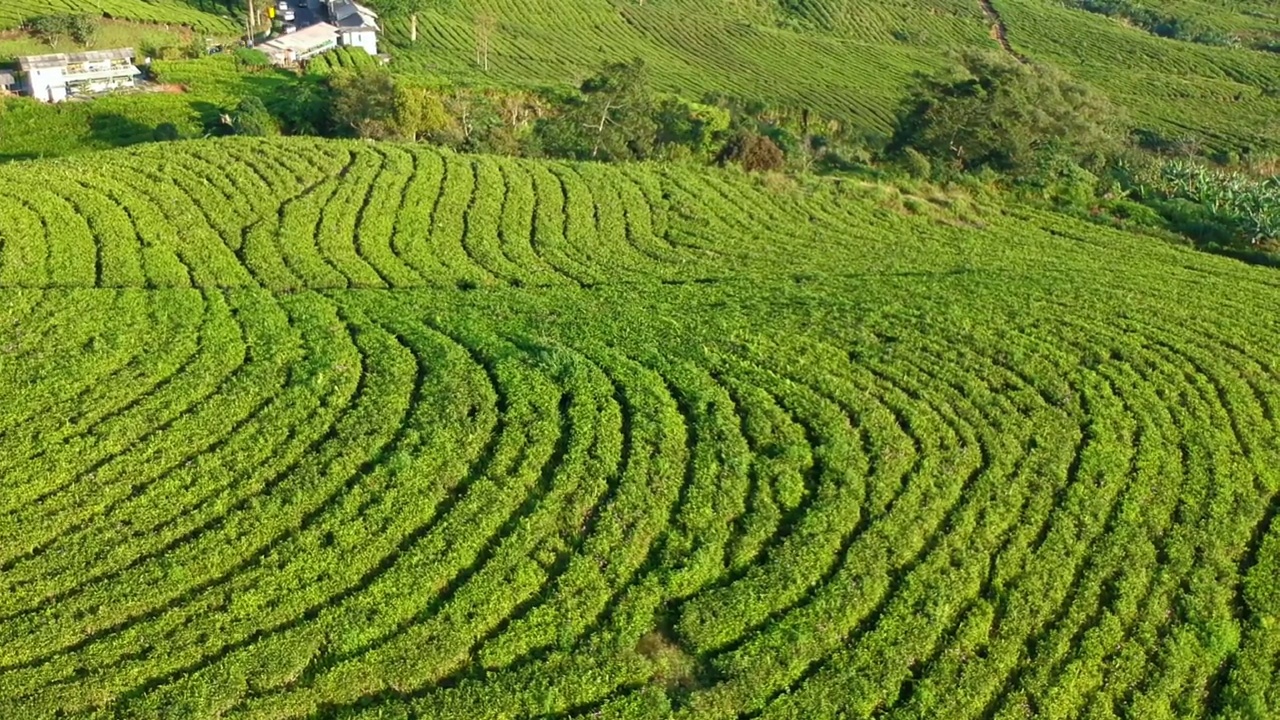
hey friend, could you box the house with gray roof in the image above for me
[15,49,140,103]
[324,0,379,56]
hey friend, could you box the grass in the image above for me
[0,0,236,34]
[0,55,311,161]
[0,19,200,64]
[0,136,1277,718]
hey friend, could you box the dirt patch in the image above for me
[636,630,701,692]
[977,0,1028,63]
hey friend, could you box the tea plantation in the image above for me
[0,137,1278,718]
[381,0,1280,154]
[4,0,1279,159]
[0,0,235,33]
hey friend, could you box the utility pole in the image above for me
[411,13,418,42]
[246,0,256,45]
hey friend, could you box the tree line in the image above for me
[24,13,100,50]
[214,55,792,174]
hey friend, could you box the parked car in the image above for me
[276,1,289,11]
[283,23,297,33]
[284,9,295,21]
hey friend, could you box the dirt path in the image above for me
[977,0,1028,63]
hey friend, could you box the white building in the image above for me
[15,49,140,103]
[259,1,379,66]
[259,22,341,65]
[325,0,379,56]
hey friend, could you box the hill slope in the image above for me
[0,0,235,33]
[380,0,1280,152]
[0,138,1279,719]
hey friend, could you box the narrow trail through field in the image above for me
[978,0,1028,63]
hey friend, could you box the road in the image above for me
[278,0,322,31]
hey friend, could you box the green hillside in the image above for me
[379,0,1280,153]
[0,137,1278,718]
[0,0,1277,162]
[0,0,235,33]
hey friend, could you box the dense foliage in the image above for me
[25,13,99,49]
[326,62,755,167]
[1132,160,1280,248]
[1064,0,1237,46]
[890,51,1116,175]
[230,95,279,136]
[0,137,1278,719]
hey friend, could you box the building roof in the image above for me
[17,48,135,70]
[330,0,379,31]
[259,22,341,57]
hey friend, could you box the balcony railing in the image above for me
[63,65,141,81]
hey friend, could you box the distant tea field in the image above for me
[0,0,236,33]
[0,138,1277,718]
[381,0,1280,154]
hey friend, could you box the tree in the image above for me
[67,14,99,46]
[474,11,496,72]
[278,75,332,135]
[539,59,656,161]
[654,97,730,160]
[395,84,456,142]
[230,96,279,136]
[28,15,72,49]
[442,90,504,152]
[329,67,399,139]
[889,51,1119,176]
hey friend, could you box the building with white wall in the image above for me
[259,22,341,65]
[325,0,379,55]
[15,49,140,103]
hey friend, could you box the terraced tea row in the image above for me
[1,272,1279,717]
[1,138,1279,717]
[994,0,1280,151]
[0,137,975,290]
[382,0,981,133]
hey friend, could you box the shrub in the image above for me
[231,96,279,136]
[66,14,99,47]
[902,147,932,179]
[718,131,785,172]
[152,123,181,142]
[1100,198,1166,229]
[233,47,271,71]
